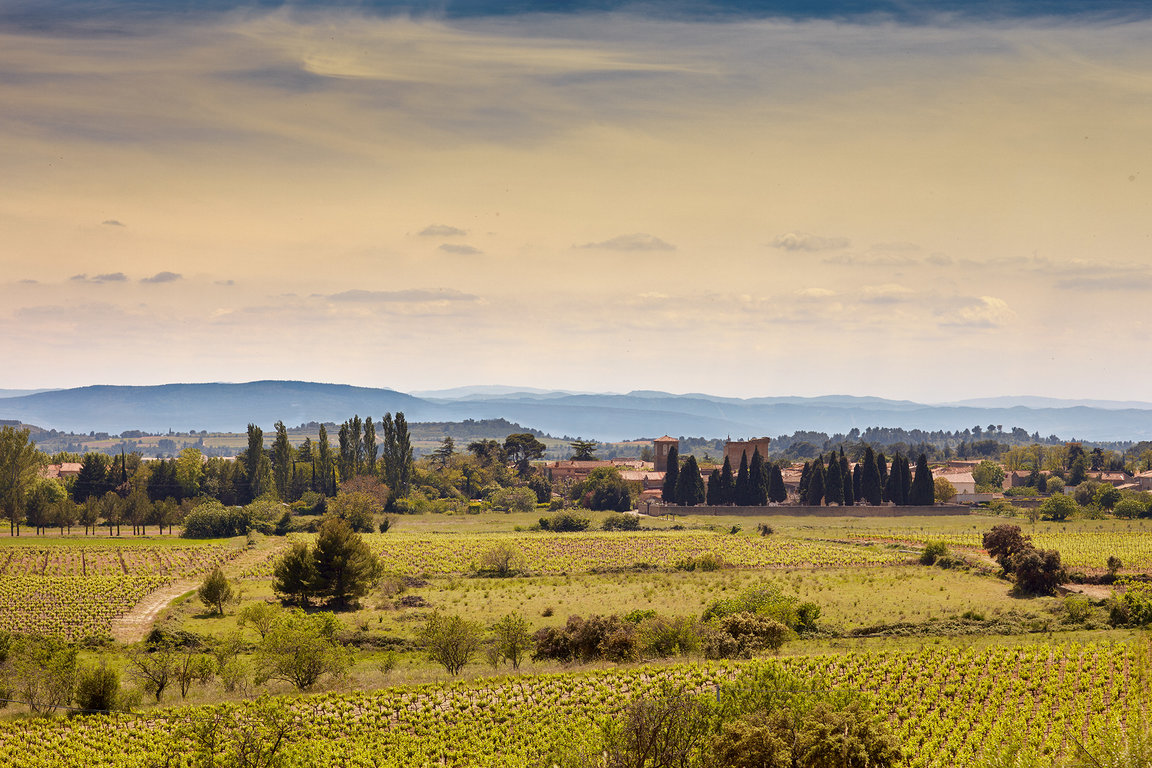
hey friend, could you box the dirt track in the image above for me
[110,580,197,642]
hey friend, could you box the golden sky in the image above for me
[2,8,1151,400]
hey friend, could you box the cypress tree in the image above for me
[852,463,863,504]
[719,456,735,505]
[840,450,854,506]
[885,453,905,506]
[662,445,679,504]
[735,451,750,506]
[901,457,913,505]
[877,452,889,501]
[806,457,825,506]
[824,451,843,506]
[677,455,705,507]
[749,449,768,506]
[768,463,787,503]
[861,447,882,506]
[706,470,722,505]
[798,461,811,502]
[909,453,934,505]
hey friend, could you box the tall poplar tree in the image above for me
[362,417,378,475]
[380,412,413,505]
[244,424,271,501]
[350,415,364,475]
[317,424,334,496]
[337,423,353,482]
[272,421,293,500]
[661,445,679,503]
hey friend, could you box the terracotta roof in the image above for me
[654,436,678,442]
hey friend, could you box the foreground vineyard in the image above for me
[0,542,238,639]
[0,640,1136,767]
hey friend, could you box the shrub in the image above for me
[705,612,791,658]
[934,477,957,503]
[636,615,702,659]
[72,661,121,715]
[1045,476,1065,494]
[532,614,638,664]
[919,540,949,566]
[1114,498,1146,520]
[983,524,1032,570]
[197,568,234,616]
[603,513,641,531]
[1004,486,1038,498]
[420,612,483,675]
[181,501,248,539]
[702,585,817,633]
[539,511,591,532]
[1108,579,1152,627]
[1011,548,1065,595]
[1039,494,1078,522]
[756,523,774,536]
[678,553,725,572]
[489,486,537,514]
[476,541,526,577]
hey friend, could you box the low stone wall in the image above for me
[648,504,971,518]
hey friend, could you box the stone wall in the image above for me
[648,504,971,518]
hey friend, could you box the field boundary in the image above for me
[651,504,971,517]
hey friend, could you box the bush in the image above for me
[1004,486,1038,498]
[291,491,326,515]
[420,612,484,675]
[72,661,121,715]
[532,614,638,663]
[1046,476,1065,494]
[919,540,949,565]
[197,568,234,616]
[1011,548,1065,595]
[983,524,1033,570]
[602,513,641,531]
[1114,498,1146,519]
[327,491,383,533]
[539,511,591,532]
[571,467,637,512]
[181,501,248,539]
[702,585,818,633]
[476,541,526,577]
[678,553,725,572]
[636,616,702,659]
[705,612,791,658]
[1108,580,1152,627]
[1039,494,1078,522]
[489,486,537,514]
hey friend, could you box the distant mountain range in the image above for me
[3,381,1152,442]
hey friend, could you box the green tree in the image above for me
[934,476,957,504]
[431,436,455,469]
[734,451,750,506]
[271,541,318,607]
[909,453,935,506]
[749,449,768,506]
[884,453,905,506]
[363,416,378,476]
[676,455,705,507]
[72,661,121,715]
[768,464,787,504]
[420,612,483,676]
[0,426,42,536]
[503,432,545,478]
[805,458,825,506]
[876,452,889,493]
[570,439,598,460]
[175,448,205,499]
[311,516,382,607]
[973,459,1005,492]
[573,466,636,512]
[128,640,176,703]
[198,567,234,616]
[254,610,349,691]
[720,456,735,505]
[243,424,272,502]
[824,452,844,506]
[1040,493,1078,522]
[316,424,334,496]
[5,636,77,715]
[662,445,680,504]
[491,612,532,670]
[381,413,414,500]
[840,450,854,506]
[72,452,110,504]
[271,421,293,500]
[327,490,383,533]
[706,470,722,505]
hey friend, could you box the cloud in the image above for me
[215,279,235,286]
[926,253,953,266]
[101,219,124,227]
[578,233,675,251]
[795,287,837,299]
[327,289,479,303]
[70,272,128,283]
[771,233,850,252]
[419,224,467,237]
[438,243,483,256]
[140,271,182,284]
[859,283,913,304]
[938,296,1015,328]
[1055,275,1152,291]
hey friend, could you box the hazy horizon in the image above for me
[4,1,1150,402]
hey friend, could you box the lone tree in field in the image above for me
[197,567,234,616]
[491,612,533,670]
[420,612,483,676]
[312,516,382,607]
[272,541,319,607]
[983,524,1033,572]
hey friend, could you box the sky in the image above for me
[2,1,1151,402]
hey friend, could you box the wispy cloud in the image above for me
[438,244,483,255]
[938,296,1014,328]
[859,283,913,304]
[578,233,675,251]
[70,272,128,283]
[327,289,478,303]
[101,219,124,227]
[771,233,850,252]
[140,271,182,284]
[420,224,467,237]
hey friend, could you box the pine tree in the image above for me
[909,453,934,505]
[806,457,825,506]
[768,463,787,503]
[824,451,843,506]
[719,456,735,505]
[706,470,721,505]
[861,447,882,506]
[840,450,854,506]
[735,451,750,506]
[676,455,705,507]
[749,449,768,506]
[662,445,679,504]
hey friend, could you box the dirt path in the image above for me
[110,580,198,642]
